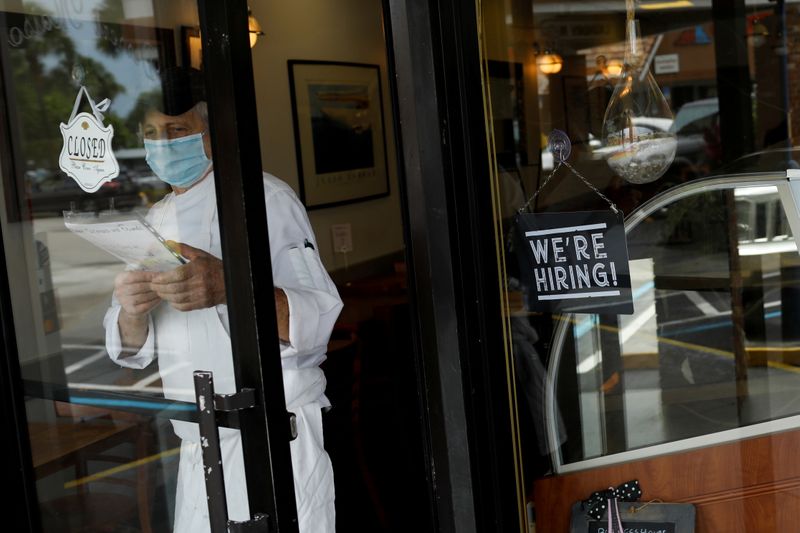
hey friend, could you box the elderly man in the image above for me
[103,68,342,533]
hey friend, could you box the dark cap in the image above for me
[159,66,206,116]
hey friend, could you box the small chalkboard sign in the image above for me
[588,521,673,533]
[569,502,695,533]
[515,210,633,315]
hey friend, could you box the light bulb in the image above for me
[537,53,563,75]
[248,10,264,48]
[601,20,676,184]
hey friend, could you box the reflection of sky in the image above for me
[65,23,161,116]
[21,0,162,117]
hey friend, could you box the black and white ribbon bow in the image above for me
[582,479,642,521]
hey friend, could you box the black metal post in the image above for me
[196,0,299,531]
[0,15,40,530]
[194,371,230,533]
[387,0,525,531]
[712,0,755,163]
[599,315,627,454]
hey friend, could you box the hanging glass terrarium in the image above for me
[602,12,677,184]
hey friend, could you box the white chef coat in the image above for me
[103,171,343,533]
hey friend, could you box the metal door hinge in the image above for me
[214,388,256,411]
[195,373,275,533]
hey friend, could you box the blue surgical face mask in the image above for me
[144,132,210,188]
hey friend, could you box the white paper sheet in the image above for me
[64,216,184,271]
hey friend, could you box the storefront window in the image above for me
[479,0,800,530]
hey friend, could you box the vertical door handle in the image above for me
[194,371,272,532]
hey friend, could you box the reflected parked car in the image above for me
[588,117,674,159]
[27,148,170,216]
[669,97,719,167]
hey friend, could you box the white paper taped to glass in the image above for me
[63,211,186,271]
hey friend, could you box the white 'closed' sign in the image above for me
[58,86,120,193]
[59,112,119,192]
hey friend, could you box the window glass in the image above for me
[554,183,800,463]
[478,1,800,530]
[249,2,433,531]
[0,2,239,530]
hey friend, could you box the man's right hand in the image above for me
[115,270,160,355]
[114,270,161,317]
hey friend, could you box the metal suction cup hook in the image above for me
[518,129,620,215]
[71,64,85,87]
[548,129,572,162]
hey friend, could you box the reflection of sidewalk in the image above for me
[34,215,126,343]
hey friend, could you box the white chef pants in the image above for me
[172,403,335,533]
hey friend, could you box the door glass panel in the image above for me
[247,2,434,531]
[0,1,250,530]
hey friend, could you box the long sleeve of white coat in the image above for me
[265,185,343,366]
[103,300,156,369]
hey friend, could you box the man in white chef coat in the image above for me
[103,67,342,533]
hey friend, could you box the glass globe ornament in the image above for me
[601,20,677,184]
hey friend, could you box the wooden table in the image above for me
[28,419,140,479]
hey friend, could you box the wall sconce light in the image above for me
[533,42,563,75]
[248,9,264,48]
[536,52,564,75]
[606,59,624,77]
[596,55,623,78]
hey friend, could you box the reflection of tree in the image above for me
[9,6,137,172]
[125,89,162,136]
[93,0,125,58]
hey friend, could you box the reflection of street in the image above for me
[620,285,800,451]
[35,213,163,393]
[37,215,123,341]
[570,252,800,460]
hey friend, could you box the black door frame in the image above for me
[198,0,299,530]
[387,1,524,532]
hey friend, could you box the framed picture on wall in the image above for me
[288,60,390,209]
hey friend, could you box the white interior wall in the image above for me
[250,0,404,272]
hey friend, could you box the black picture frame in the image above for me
[288,60,390,210]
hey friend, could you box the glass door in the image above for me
[0,1,315,531]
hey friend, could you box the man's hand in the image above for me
[114,270,160,354]
[151,242,226,311]
[115,270,160,317]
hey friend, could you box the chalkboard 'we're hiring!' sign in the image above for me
[515,210,634,315]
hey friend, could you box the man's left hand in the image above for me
[151,242,226,311]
